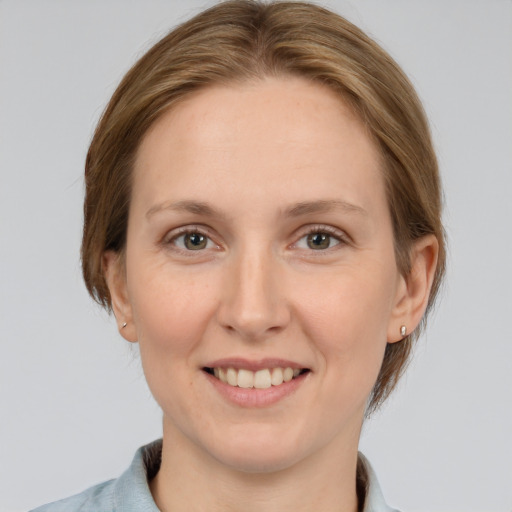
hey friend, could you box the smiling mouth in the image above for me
[203,367,310,389]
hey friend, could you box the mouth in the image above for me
[203,366,310,389]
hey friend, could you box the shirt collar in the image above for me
[113,439,161,511]
[114,440,397,512]
[359,452,399,512]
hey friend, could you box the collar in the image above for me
[114,440,398,512]
[358,452,399,512]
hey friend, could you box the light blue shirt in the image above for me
[31,440,399,511]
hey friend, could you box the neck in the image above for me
[150,421,361,512]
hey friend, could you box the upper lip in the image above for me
[203,357,308,372]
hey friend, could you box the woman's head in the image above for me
[81,0,445,414]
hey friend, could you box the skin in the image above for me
[104,77,438,512]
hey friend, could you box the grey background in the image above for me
[1,1,511,511]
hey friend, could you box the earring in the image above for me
[400,325,407,337]
[121,322,127,329]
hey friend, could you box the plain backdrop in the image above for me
[1,1,511,511]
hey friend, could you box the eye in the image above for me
[306,232,338,250]
[295,227,343,251]
[171,231,216,251]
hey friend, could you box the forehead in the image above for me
[132,76,385,220]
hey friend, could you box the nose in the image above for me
[216,244,291,341]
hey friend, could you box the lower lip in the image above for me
[203,370,309,408]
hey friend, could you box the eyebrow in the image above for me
[145,199,367,220]
[146,200,225,220]
[284,199,368,218]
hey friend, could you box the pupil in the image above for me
[185,233,206,250]
[307,233,330,250]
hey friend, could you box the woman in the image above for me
[33,1,445,510]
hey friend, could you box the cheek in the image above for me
[127,258,219,356]
[295,265,396,375]
[125,260,223,416]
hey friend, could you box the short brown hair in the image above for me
[81,0,446,412]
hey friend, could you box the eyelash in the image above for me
[293,225,348,252]
[163,225,218,253]
[163,224,348,254]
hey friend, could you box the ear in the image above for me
[387,234,439,343]
[102,250,138,343]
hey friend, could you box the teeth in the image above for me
[271,367,284,386]
[237,369,254,388]
[254,369,271,389]
[283,367,294,382]
[211,366,304,389]
[226,367,238,386]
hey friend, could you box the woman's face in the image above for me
[108,77,410,472]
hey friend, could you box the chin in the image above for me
[219,448,302,474]
[207,427,309,474]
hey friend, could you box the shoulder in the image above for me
[29,479,116,512]
[359,452,401,512]
[30,439,162,512]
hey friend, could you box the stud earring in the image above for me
[400,325,407,337]
[121,322,127,329]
